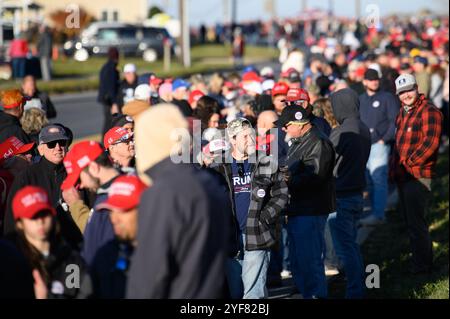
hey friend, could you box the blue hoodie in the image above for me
[81,177,118,266]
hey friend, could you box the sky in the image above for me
[149,0,449,26]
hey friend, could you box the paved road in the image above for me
[51,91,102,140]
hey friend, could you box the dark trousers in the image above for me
[102,103,113,136]
[398,178,433,271]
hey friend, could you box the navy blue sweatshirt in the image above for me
[359,90,400,144]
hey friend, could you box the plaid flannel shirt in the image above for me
[214,154,289,251]
[392,94,443,182]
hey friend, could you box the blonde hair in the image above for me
[20,108,48,135]
[313,98,338,128]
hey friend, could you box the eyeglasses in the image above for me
[113,137,133,146]
[287,100,307,107]
[47,140,68,149]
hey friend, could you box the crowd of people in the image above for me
[0,12,448,299]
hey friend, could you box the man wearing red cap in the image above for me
[60,141,120,266]
[89,175,147,298]
[272,82,290,116]
[103,126,135,173]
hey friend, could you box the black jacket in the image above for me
[0,111,31,144]
[126,158,230,299]
[89,239,133,299]
[172,99,193,117]
[116,79,138,110]
[329,88,371,197]
[22,89,57,119]
[3,157,82,248]
[97,60,119,105]
[286,126,336,216]
[6,233,90,299]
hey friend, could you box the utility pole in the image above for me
[0,0,3,47]
[301,0,307,12]
[355,0,361,19]
[223,0,229,24]
[231,0,237,32]
[179,0,191,67]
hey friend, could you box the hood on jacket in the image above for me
[330,88,360,125]
[122,100,150,120]
[135,103,188,185]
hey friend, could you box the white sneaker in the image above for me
[280,270,292,279]
[325,265,340,276]
[359,215,385,226]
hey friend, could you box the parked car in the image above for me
[63,22,176,62]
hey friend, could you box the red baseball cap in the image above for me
[103,126,133,149]
[280,67,297,78]
[224,81,237,89]
[2,97,28,109]
[12,186,56,220]
[188,90,205,105]
[286,88,310,103]
[61,141,104,191]
[0,136,34,164]
[149,75,163,86]
[96,175,148,212]
[272,82,290,97]
[242,71,262,83]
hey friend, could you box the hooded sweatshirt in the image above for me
[329,89,371,197]
[126,103,230,299]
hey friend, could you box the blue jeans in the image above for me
[226,234,271,299]
[11,58,26,79]
[268,217,290,277]
[287,215,328,299]
[328,194,365,298]
[366,143,390,219]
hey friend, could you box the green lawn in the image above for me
[0,44,278,94]
[329,150,449,299]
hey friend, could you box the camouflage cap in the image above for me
[226,117,252,138]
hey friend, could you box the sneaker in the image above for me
[325,265,339,276]
[280,270,292,279]
[359,215,385,226]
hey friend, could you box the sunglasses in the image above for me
[113,137,133,146]
[47,140,68,149]
[287,100,307,107]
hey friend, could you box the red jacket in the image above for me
[392,94,443,182]
[9,39,29,58]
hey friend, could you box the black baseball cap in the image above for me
[38,124,70,145]
[274,105,311,128]
[111,113,134,128]
[364,69,380,80]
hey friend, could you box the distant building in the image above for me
[36,0,149,24]
[0,0,149,33]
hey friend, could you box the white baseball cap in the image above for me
[243,81,263,95]
[262,79,275,92]
[123,63,137,73]
[395,74,417,95]
[134,84,151,101]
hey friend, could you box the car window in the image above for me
[98,29,119,41]
[143,28,165,41]
[119,28,137,39]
